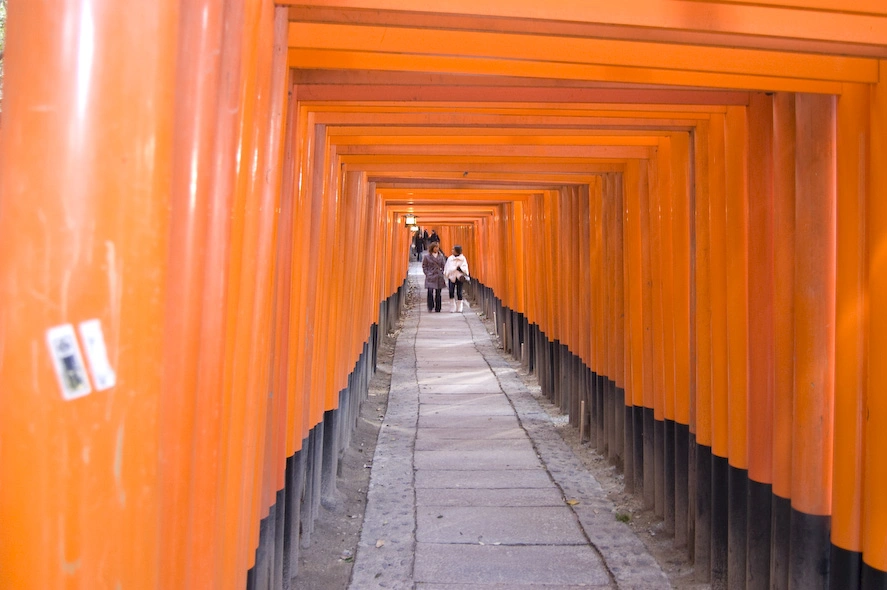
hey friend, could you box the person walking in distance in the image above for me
[422,241,446,312]
[414,229,425,260]
[444,245,470,313]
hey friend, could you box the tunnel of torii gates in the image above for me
[1,1,887,589]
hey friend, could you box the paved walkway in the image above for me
[350,264,670,589]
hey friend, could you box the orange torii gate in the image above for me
[2,2,887,589]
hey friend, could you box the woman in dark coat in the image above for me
[422,241,447,312]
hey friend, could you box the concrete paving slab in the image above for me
[414,449,542,470]
[417,584,609,589]
[416,506,587,544]
[416,365,491,374]
[416,487,566,508]
[419,402,514,417]
[415,329,476,335]
[415,426,526,442]
[418,392,504,403]
[416,359,491,368]
[414,437,534,452]
[416,369,497,378]
[419,392,515,404]
[418,414,518,429]
[414,345,473,352]
[413,340,473,351]
[417,380,500,391]
[415,468,551,489]
[414,347,474,353]
[417,374,501,388]
[413,544,612,586]
[415,361,487,368]
[419,383,503,394]
[416,314,467,320]
[418,382,502,394]
[418,392,505,405]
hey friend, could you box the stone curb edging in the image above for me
[349,297,420,590]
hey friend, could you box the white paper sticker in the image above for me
[78,319,116,391]
[46,324,92,400]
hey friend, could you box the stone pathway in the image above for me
[350,265,670,589]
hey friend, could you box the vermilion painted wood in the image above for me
[160,0,225,585]
[614,176,626,393]
[639,159,658,511]
[576,188,591,365]
[789,92,837,590]
[277,84,302,483]
[0,1,178,587]
[280,83,302,459]
[832,82,869,560]
[604,176,615,404]
[556,189,569,363]
[287,48,848,94]
[289,110,318,448]
[724,105,750,472]
[592,182,603,380]
[215,0,278,577]
[648,150,667,428]
[746,93,776,487]
[267,8,295,499]
[296,83,752,105]
[669,133,692,428]
[658,137,678,425]
[724,103,751,588]
[331,133,665,146]
[625,160,648,411]
[282,1,887,55]
[301,124,330,427]
[863,59,887,574]
[241,0,280,559]
[693,119,713,449]
[638,161,656,418]
[708,113,730,461]
[791,94,837,517]
[305,101,731,115]
[310,108,721,127]
[771,92,797,505]
[186,0,252,580]
[316,143,341,410]
[286,21,878,84]
[290,67,752,93]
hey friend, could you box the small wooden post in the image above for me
[579,400,587,443]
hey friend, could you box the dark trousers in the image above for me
[448,280,463,300]
[427,288,442,312]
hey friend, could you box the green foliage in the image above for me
[615,512,631,523]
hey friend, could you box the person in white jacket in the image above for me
[444,245,470,313]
